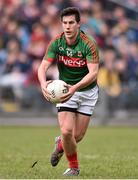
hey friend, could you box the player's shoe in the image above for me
[63,168,80,176]
[50,136,64,166]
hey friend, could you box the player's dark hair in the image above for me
[60,7,80,23]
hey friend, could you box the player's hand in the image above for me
[60,85,76,103]
[40,80,52,101]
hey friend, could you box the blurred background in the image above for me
[0,0,138,125]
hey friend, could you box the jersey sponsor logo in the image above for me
[58,55,86,67]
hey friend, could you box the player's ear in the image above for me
[77,22,81,28]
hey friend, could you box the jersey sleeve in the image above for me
[43,39,57,63]
[86,41,99,64]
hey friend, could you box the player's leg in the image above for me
[50,111,92,168]
[50,109,78,169]
[50,113,90,167]
[62,113,90,176]
[58,110,80,176]
[73,113,91,143]
[74,86,98,142]
[58,111,77,155]
[50,93,79,167]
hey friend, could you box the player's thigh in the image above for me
[73,113,91,141]
[58,111,77,134]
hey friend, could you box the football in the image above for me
[47,80,68,103]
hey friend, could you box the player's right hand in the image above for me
[40,80,52,101]
[60,84,76,103]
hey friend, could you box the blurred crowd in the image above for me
[0,0,138,113]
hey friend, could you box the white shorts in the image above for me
[56,85,99,116]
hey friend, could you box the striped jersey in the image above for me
[44,30,99,91]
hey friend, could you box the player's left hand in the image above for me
[60,85,76,103]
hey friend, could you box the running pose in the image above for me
[38,7,99,176]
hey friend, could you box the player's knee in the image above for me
[61,127,72,139]
[75,132,85,142]
[75,136,83,142]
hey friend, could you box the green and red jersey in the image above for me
[44,30,99,91]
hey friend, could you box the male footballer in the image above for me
[38,7,99,176]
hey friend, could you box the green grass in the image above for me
[0,126,138,179]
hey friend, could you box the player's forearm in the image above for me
[38,66,46,85]
[37,60,51,85]
[73,63,99,91]
[73,71,98,91]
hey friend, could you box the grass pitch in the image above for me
[0,126,138,179]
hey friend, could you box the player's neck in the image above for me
[65,30,79,46]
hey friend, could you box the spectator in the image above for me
[98,47,122,115]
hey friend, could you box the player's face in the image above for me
[62,15,80,39]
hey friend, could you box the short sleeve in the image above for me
[86,41,99,64]
[43,40,57,63]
